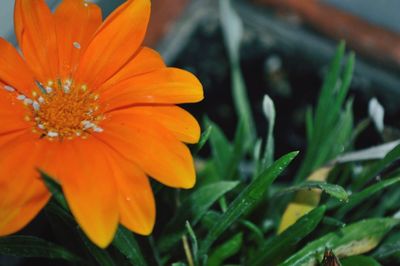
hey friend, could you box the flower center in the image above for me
[7,79,104,140]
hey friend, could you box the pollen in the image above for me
[11,80,105,140]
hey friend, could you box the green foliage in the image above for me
[113,227,147,266]
[249,206,326,266]
[280,181,348,202]
[281,218,399,266]
[341,255,382,266]
[208,233,243,266]
[296,42,355,182]
[0,236,80,262]
[219,0,256,143]
[198,151,299,257]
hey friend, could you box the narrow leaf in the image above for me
[354,144,400,189]
[159,181,239,252]
[280,218,399,266]
[208,233,243,266]
[219,0,256,141]
[195,125,213,154]
[341,255,382,266]
[199,151,299,256]
[113,226,147,266]
[80,234,116,266]
[335,176,400,218]
[40,172,68,209]
[250,206,326,266]
[280,181,348,202]
[0,236,80,262]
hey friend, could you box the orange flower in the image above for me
[0,0,203,247]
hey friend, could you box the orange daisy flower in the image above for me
[0,0,203,247]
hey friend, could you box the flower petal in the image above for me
[75,0,151,89]
[0,38,35,95]
[0,132,49,235]
[110,106,201,144]
[14,0,58,82]
[97,114,196,189]
[50,139,118,248]
[100,68,203,111]
[100,47,165,90]
[0,84,31,135]
[54,0,102,78]
[108,153,155,235]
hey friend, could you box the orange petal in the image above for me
[100,68,204,111]
[75,0,151,89]
[0,85,31,135]
[108,152,155,235]
[54,0,102,78]
[0,132,50,235]
[110,106,201,144]
[14,0,58,82]
[52,138,119,248]
[97,114,196,189]
[0,38,35,95]
[100,47,165,90]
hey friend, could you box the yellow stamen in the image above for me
[23,80,105,140]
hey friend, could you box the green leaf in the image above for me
[171,263,186,266]
[314,41,345,133]
[113,226,147,266]
[199,151,299,256]
[219,0,256,142]
[159,181,239,252]
[305,107,314,144]
[334,176,400,218]
[207,233,243,266]
[80,234,116,266]
[219,0,243,62]
[185,221,199,265]
[280,218,399,266]
[341,255,382,266]
[40,171,68,209]
[250,206,326,266]
[226,119,247,179]
[372,239,400,260]
[325,52,355,132]
[296,43,354,182]
[280,181,348,202]
[205,117,232,177]
[0,236,80,262]
[354,143,400,189]
[195,125,213,154]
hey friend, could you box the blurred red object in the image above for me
[254,0,400,68]
[144,0,188,47]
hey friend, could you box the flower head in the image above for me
[0,0,203,247]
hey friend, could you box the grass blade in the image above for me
[199,151,299,256]
[335,176,400,218]
[0,236,80,262]
[207,233,243,266]
[113,226,147,266]
[280,181,348,202]
[341,255,382,266]
[280,218,399,266]
[159,181,239,252]
[250,206,326,266]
